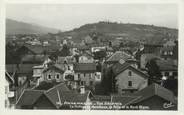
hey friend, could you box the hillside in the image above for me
[6,19,59,35]
[59,21,178,44]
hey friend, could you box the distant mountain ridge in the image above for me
[59,21,178,44]
[6,18,59,34]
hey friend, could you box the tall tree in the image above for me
[145,59,162,85]
[59,44,70,56]
[101,66,115,94]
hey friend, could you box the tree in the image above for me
[145,59,162,85]
[59,44,70,56]
[6,42,21,64]
[101,66,115,94]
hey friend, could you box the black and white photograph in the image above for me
[2,0,183,112]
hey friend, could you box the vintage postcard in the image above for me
[0,0,184,114]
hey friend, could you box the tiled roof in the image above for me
[132,83,177,104]
[25,44,59,54]
[161,46,174,52]
[16,90,44,106]
[45,83,90,108]
[59,91,90,103]
[141,53,159,61]
[43,65,64,73]
[156,59,177,71]
[106,51,132,64]
[74,63,96,73]
[18,64,40,74]
[163,40,176,47]
[21,55,47,64]
[21,45,44,54]
[91,95,111,102]
[111,95,141,106]
[16,83,70,107]
[91,95,140,106]
[6,64,39,74]
[6,64,17,74]
[77,45,90,50]
[57,56,76,64]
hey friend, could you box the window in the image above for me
[128,71,132,76]
[84,73,86,77]
[128,81,132,87]
[68,66,70,70]
[47,74,52,80]
[173,72,178,76]
[55,74,60,80]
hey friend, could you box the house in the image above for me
[32,65,45,85]
[21,55,48,64]
[56,56,76,71]
[112,61,148,94]
[163,40,176,47]
[40,65,65,83]
[16,44,44,56]
[90,84,177,110]
[74,63,101,86]
[78,52,94,63]
[43,41,50,46]
[161,40,178,60]
[139,43,162,54]
[55,56,75,82]
[91,46,106,53]
[131,83,177,110]
[105,51,133,66]
[6,64,40,86]
[161,46,174,59]
[111,39,121,48]
[134,43,162,62]
[17,44,59,58]
[16,83,92,109]
[16,45,50,64]
[156,59,178,79]
[106,46,114,58]
[140,55,178,79]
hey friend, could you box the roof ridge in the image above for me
[45,83,65,93]
[124,96,142,106]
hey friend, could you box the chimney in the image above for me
[80,85,85,94]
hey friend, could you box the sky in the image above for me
[6,4,178,31]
